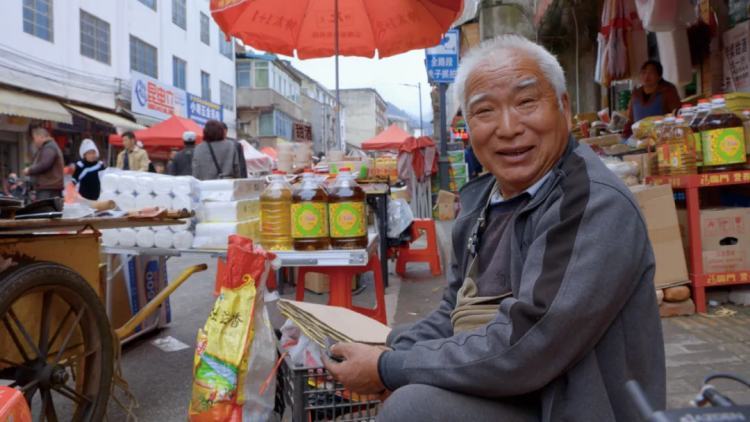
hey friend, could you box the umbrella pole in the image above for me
[334,0,343,152]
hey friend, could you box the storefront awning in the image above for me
[0,87,72,124]
[65,104,145,131]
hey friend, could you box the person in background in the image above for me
[192,120,241,180]
[623,60,682,138]
[168,131,197,176]
[24,124,64,200]
[72,138,105,200]
[154,162,166,174]
[222,121,248,178]
[116,132,150,171]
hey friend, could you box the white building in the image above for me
[338,88,387,149]
[0,0,236,172]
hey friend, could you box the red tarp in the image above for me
[108,115,204,149]
[361,124,413,151]
[399,136,435,153]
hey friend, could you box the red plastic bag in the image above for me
[214,236,276,295]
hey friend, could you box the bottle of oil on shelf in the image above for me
[260,174,293,250]
[663,117,697,175]
[699,97,747,172]
[291,172,330,250]
[328,168,368,249]
[690,99,711,167]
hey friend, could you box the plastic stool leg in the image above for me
[296,267,309,301]
[328,269,354,308]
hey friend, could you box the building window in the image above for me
[130,35,158,78]
[137,0,156,10]
[23,0,53,42]
[237,61,251,88]
[219,29,233,59]
[200,13,210,45]
[220,81,234,111]
[173,56,186,90]
[80,9,110,64]
[172,0,186,29]
[201,71,211,101]
[259,112,274,136]
[254,61,269,88]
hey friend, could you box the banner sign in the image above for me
[187,94,224,125]
[131,71,187,120]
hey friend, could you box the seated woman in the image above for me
[623,60,682,138]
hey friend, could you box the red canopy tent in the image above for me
[109,115,203,148]
[361,124,413,151]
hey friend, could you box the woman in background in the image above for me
[623,60,682,138]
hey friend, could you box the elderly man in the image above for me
[325,35,665,421]
[116,131,150,171]
[23,124,64,200]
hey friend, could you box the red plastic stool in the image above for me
[0,386,31,422]
[295,252,387,324]
[396,218,442,276]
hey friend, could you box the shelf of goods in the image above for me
[647,170,750,313]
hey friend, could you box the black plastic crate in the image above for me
[278,352,382,421]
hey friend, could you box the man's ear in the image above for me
[560,93,573,132]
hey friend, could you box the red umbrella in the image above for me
[211,0,463,59]
[211,0,463,149]
[361,124,413,151]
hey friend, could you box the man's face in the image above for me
[640,65,660,89]
[464,50,571,197]
[122,136,135,150]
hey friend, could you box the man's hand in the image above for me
[323,342,386,395]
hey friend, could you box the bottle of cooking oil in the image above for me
[690,99,711,167]
[656,117,676,176]
[666,117,698,175]
[699,97,747,172]
[743,110,750,163]
[648,119,664,176]
[291,172,330,250]
[328,168,367,249]
[260,174,293,250]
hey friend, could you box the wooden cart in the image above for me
[0,217,207,421]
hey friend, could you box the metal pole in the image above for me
[334,0,342,151]
[438,82,450,190]
[418,82,423,136]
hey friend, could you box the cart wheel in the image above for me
[0,262,114,421]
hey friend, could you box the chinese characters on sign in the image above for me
[187,94,224,126]
[131,71,223,126]
[723,21,750,92]
[425,29,459,84]
[132,71,187,121]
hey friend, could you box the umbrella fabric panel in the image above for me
[211,0,463,59]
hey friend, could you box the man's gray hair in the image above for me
[453,34,567,115]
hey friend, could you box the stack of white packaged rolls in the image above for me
[99,169,200,249]
[193,178,264,249]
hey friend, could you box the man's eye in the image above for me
[518,98,536,107]
[475,107,492,115]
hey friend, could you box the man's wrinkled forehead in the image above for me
[465,52,547,95]
[467,77,539,109]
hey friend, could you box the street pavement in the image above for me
[108,254,750,420]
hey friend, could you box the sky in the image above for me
[283,49,434,123]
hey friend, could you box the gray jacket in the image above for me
[380,137,665,421]
[192,139,241,180]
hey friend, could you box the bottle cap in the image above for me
[339,167,351,171]
[664,116,676,123]
[675,117,685,124]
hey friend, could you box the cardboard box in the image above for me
[630,184,690,288]
[700,208,750,273]
[300,271,356,294]
[673,207,750,273]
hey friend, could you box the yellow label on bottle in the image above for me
[291,202,328,238]
[329,201,366,238]
[701,127,747,166]
[693,132,703,166]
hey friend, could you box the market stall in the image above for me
[576,0,750,315]
[108,115,204,162]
